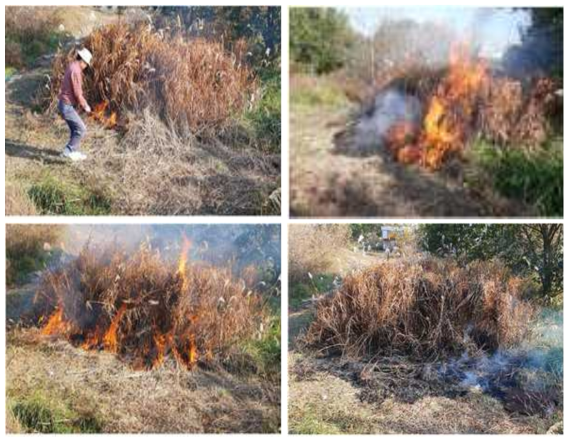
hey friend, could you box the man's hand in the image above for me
[84,104,92,114]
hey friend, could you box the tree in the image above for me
[290,8,355,74]
[419,224,563,301]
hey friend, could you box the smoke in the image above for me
[54,224,281,281]
[442,308,563,416]
[353,88,421,154]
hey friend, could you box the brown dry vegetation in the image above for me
[46,21,255,133]
[32,243,269,370]
[289,224,351,282]
[7,328,280,433]
[305,258,535,359]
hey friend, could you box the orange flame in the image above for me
[178,235,193,293]
[41,307,67,336]
[91,100,118,129]
[103,304,127,353]
[389,42,489,170]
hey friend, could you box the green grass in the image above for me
[290,79,348,109]
[241,316,281,380]
[27,174,112,215]
[470,139,563,216]
[244,66,281,153]
[289,274,337,309]
[9,392,102,434]
[5,66,17,80]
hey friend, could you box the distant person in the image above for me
[58,48,92,161]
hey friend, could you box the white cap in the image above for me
[77,48,93,66]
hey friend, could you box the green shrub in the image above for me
[245,66,281,153]
[472,139,563,216]
[241,316,281,380]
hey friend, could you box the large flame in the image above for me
[91,100,118,129]
[103,304,127,353]
[41,307,68,336]
[388,42,488,170]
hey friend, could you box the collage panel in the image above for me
[289,7,563,218]
[6,224,281,433]
[288,223,563,434]
[5,5,281,216]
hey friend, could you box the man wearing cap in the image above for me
[58,48,92,161]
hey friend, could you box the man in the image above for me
[58,48,92,161]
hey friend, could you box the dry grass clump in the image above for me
[89,109,279,215]
[289,224,351,282]
[33,243,267,370]
[47,21,256,132]
[5,183,38,216]
[305,258,535,359]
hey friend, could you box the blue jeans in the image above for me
[58,100,86,152]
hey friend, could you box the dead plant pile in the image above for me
[305,257,535,359]
[47,21,256,132]
[33,243,267,370]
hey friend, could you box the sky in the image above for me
[338,7,531,58]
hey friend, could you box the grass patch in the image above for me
[27,174,112,215]
[9,393,102,434]
[470,139,563,216]
[290,274,336,309]
[5,66,17,80]
[241,316,281,379]
[6,224,64,287]
[290,77,348,108]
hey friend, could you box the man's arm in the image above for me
[71,69,89,111]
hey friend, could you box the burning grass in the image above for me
[355,46,561,171]
[305,258,535,359]
[46,21,256,133]
[32,242,268,370]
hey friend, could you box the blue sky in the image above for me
[338,7,531,58]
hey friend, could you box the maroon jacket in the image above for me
[58,61,88,109]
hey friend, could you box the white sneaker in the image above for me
[61,150,87,161]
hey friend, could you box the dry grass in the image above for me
[305,257,535,359]
[6,224,65,287]
[7,328,280,433]
[32,243,269,370]
[289,225,351,282]
[5,183,38,215]
[84,109,279,215]
[46,21,256,133]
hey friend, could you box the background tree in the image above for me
[290,8,356,74]
[419,224,562,302]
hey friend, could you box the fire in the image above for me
[178,234,193,279]
[91,100,118,129]
[388,42,489,170]
[41,307,68,336]
[103,304,127,352]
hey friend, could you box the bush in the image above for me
[6,224,64,286]
[47,22,256,133]
[472,140,563,216]
[33,243,270,370]
[5,7,63,68]
[305,257,535,359]
[244,66,281,152]
[289,224,350,283]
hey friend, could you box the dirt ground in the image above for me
[289,103,527,218]
[5,7,279,216]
